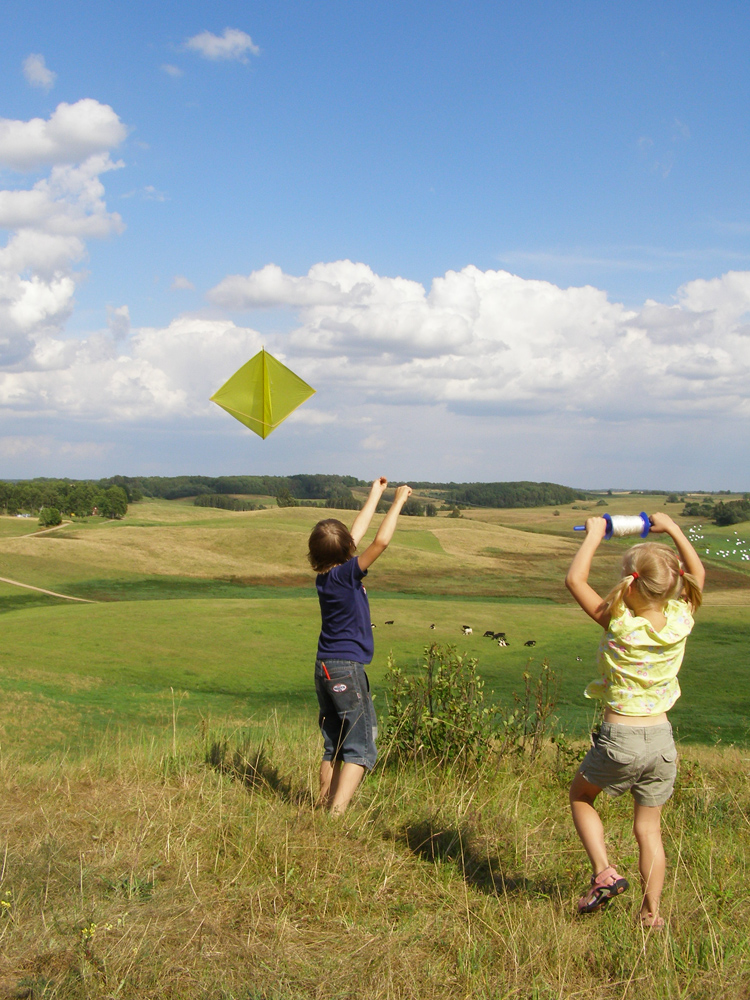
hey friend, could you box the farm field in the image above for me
[1,495,749,998]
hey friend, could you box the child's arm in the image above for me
[350,477,388,548]
[648,512,706,589]
[565,516,610,627]
[357,485,412,571]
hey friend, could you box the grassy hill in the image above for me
[0,496,749,997]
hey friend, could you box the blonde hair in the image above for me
[600,541,703,618]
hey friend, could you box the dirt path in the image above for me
[0,576,95,603]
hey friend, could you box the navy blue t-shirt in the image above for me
[316,556,374,663]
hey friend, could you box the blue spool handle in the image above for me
[573,512,652,538]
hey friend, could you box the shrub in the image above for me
[381,645,561,767]
[381,644,495,764]
[402,498,424,516]
[38,507,62,527]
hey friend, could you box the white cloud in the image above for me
[0,100,127,172]
[161,64,184,78]
[185,28,259,62]
[23,54,57,92]
[0,105,128,368]
[207,261,750,422]
[0,317,263,421]
[107,305,130,341]
[171,274,194,291]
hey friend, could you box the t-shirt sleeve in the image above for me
[329,557,367,587]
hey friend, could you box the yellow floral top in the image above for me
[585,599,695,716]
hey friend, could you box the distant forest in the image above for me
[1,474,585,514]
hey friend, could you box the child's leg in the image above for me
[569,770,609,874]
[329,762,365,816]
[319,759,339,808]
[633,803,665,923]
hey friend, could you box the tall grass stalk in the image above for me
[0,720,748,999]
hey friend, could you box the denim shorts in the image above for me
[314,659,378,770]
[579,721,678,807]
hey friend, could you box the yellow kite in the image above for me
[210,349,316,439]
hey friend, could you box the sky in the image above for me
[1,0,750,490]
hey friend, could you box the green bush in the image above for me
[38,507,62,527]
[381,645,561,767]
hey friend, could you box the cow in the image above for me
[497,638,509,647]
[483,630,495,638]
[524,640,536,647]
[461,626,472,636]
[384,620,394,625]
[429,623,436,630]
[493,632,506,640]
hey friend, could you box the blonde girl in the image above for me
[565,512,705,927]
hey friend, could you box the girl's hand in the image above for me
[371,477,388,495]
[394,484,412,504]
[585,516,608,540]
[648,512,677,534]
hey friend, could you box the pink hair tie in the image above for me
[679,568,685,577]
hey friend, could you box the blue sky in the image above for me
[1,1,749,489]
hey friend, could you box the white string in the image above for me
[609,514,647,537]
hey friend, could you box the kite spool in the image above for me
[573,512,651,540]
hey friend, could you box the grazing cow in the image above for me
[576,656,582,662]
[461,626,472,636]
[429,623,436,630]
[384,620,394,625]
[524,640,536,647]
[483,630,495,638]
[497,637,509,647]
[493,632,506,640]
[371,623,377,629]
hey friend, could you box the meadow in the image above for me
[0,495,749,998]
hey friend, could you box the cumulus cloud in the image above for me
[207,260,750,422]
[0,317,264,421]
[0,103,128,368]
[107,305,130,341]
[171,274,194,291]
[23,54,56,92]
[0,100,127,171]
[185,28,259,62]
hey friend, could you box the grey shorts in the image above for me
[314,659,378,770]
[579,721,678,807]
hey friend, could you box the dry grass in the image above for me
[0,723,748,1000]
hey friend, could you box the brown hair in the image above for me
[308,518,356,573]
[600,541,703,618]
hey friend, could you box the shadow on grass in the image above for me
[206,738,313,807]
[399,818,563,901]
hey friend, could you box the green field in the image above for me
[1,497,750,998]
[1,497,749,750]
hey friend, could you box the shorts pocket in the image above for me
[661,748,678,763]
[603,746,637,765]
[324,674,362,714]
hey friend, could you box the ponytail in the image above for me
[600,575,635,619]
[680,569,703,612]
[602,543,703,618]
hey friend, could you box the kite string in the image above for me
[609,514,649,538]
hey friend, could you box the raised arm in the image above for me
[648,512,706,590]
[358,485,412,571]
[565,516,610,627]
[350,477,388,547]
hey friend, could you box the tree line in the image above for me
[682,496,750,526]
[0,479,129,524]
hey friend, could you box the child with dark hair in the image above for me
[309,477,412,815]
[565,512,705,928]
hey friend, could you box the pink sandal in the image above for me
[578,866,629,914]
